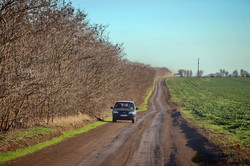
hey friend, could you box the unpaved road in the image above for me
[7,79,221,166]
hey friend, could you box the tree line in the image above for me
[0,0,158,131]
[176,69,202,77]
[177,69,250,77]
[208,69,250,77]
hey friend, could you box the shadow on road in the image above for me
[97,119,133,124]
[171,109,230,165]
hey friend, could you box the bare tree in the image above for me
[240,69,249,77]
[232,70,238,77]
[225,71,229,77]
[189,70,193,77]
[178,69,186,77]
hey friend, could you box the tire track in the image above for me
[101,79,173,166]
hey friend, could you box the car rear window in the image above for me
[114,102,134,109]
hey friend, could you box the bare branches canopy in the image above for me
[0,0,156,131]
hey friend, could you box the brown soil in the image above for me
[5,79,237,166]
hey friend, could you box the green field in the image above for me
[166,77,250,147]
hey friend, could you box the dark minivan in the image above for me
[111,101,138,123]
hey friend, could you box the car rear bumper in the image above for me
[113,114,135,120]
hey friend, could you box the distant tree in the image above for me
[232,70,238,77]
[240,69,249,77]
[219,69,228,77]
[190,70,193,77]
[186,70,193,77]
[225,71,229,77]
[178,69,186,77]
[220,69,223,77]
[177,69,193,77]
[240,69,243,76]
[183,70,187,77]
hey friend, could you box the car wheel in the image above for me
[132,117,136,123]
[112,117,117,122]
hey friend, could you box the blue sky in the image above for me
[70,0,250,75]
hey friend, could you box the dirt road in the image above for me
[7,79,221,166]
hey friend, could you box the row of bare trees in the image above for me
[0,0,156,131]
[177,69,193,77]
[177,69,205,77]
[208,69,250,77]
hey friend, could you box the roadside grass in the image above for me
[51,114,92,125]
[138,81,155,112]
[0,127,56,143]
[0,118,111,164]
[0,81,155,164]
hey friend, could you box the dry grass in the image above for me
[51,114,92,125]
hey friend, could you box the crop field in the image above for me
[166,77,250,147]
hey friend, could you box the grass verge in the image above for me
[0,127,56,142]
[138,81,155,112]
[0,118,111,164]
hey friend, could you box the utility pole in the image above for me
[197,58,200,77]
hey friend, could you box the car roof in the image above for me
[116,101,134,103]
